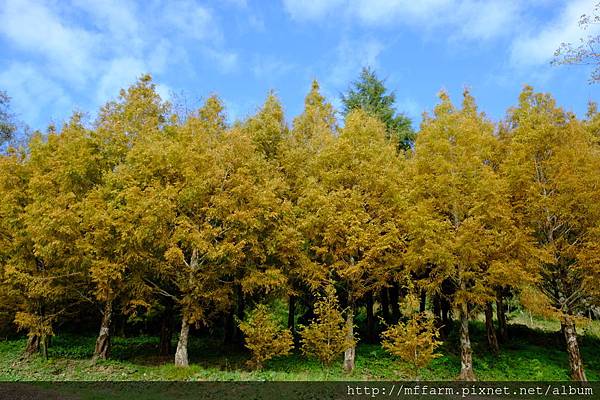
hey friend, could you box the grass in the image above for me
[0,316,599,382]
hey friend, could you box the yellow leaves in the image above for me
[238,304,293,370]
[3,73,599,358]
[291,80,336,146]
[297,104,406,300]
[341,109,388,148]
[164,246,185,267]
[578,226,600,298]
[381,312,441,379]
[240,268,287,296]
[245,92,287,160]
[299,286,353,366]
[14,312,54,337]
[90,260,125,301]
[520,286,561,320]
[502,86,600,315]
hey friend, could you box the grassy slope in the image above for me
[0,316,599,382]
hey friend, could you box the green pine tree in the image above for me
[341,67,414,151]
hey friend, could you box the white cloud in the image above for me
[328,38,384,86]
[71,0,141,45]
[252,56,295,80]
[0,0,99,86]
[204,48,239,73]
[0,62,71,128]
[0,0,237,128]
[510,0,600,67]
[164,0,222,42]
[396,97,422,121]
[283,0,522,41]
[95,57,148,104]
[282,0,345,21]
[352,0,452,25]
[156,83,174,103]
[452,0,521,41]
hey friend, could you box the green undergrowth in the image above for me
[0,318,599,381]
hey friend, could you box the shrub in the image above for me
[381,312,441,379]
[299,286,354,366]
[238,304,293,370]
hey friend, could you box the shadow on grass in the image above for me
[2,317,598,381]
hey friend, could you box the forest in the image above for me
[0,70,600,383]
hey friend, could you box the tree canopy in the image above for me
[0,75,598,382]
[341,67,415,151]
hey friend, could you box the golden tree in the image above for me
[238,304,293,370]
[1,114,104,358]
[280,81,337,336]
[299,286,353,366]
[79,75,172,361]
[406,90,534,380]
[381,312,441,380]
[298,109,407,372]
[502,86,600,381]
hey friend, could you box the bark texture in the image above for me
[343,309,355,373]
[287,294,296,336]
[485,302,499,354]
[458,300,475,381]
[380,287,390,324]
[159,311,174,357]
[365,291,375,343]
[40,335,48,360]
[92,300,112,362]
[25,335,40,356]
[561,316,587,382]
[496,290,508,342]
[174,320,190,367]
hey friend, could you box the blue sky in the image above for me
[0,0,598,132]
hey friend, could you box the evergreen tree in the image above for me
[341,67,414,151]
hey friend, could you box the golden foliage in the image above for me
[299,286,354,366]
[238,304,293,370]
[381,312,441,379]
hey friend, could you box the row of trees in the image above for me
[0,72,599,381]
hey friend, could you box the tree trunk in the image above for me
[40,335,49,360]
[92,300,112,362]
[287,294,296,336]
[25,335,40,356]
[432,295,445,338]
[561,316,587,381]
[233,284,245,346]
[343,308,355,373]
[174,319,190,367]
[159,311,173,357]
[458,300,476,381]
[380,287,390,325]
[496,290,508,342]
[559,321,567,347]
[224,307,235,345]
[485,302,499,355]
[365,291,375,343]
[419,289,427,313]
[389,283,401,324]
[115,314,126,338]
[433,295,441,320]
[441,296,451,336]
